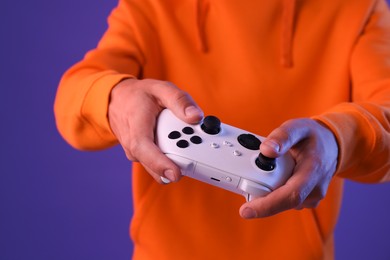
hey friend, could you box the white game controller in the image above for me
[155,109,295,201]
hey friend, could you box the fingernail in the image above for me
[160,176,171,184]
[263,140,280,153]
[164,169,176,182]
[241,207,257,219]
[185,106,203,118]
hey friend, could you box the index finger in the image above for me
[124,105,182,182]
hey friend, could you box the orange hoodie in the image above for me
[54,0,390,259]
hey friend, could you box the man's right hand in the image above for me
[108,78,203,184]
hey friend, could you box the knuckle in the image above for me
[118,135,138,161]
[273,127,290,142]
[165,81,178,89]
[123,149,135,161]
[144,165,162,181]
[127,139,142,160]
[155,80,178,91]
[289,190,307,208]
[271,126,296,150]
[171,90,191,104]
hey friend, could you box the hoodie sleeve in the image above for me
[314,0,390,183]
[54,0,154,150]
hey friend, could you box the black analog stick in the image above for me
[201,115,221,135]
[237,134,261,150]
[255,153,276,171]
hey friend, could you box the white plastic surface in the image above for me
[156,109,295,200]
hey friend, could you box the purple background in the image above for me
[1,0,389,259]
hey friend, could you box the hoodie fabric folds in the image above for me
[54,0,390,259]
[195,0,297,67]
[281,0,296,67]
[196,0,210,52]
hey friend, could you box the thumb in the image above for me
[181,105,204,123]
[260,119,310,158]
[153,81,204,123]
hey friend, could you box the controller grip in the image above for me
[239,179,272,202]
[165,154,196,176]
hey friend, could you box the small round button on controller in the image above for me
[182,127,194,135]
[168,131,181,139]
[201,116,221,135]
[255,153,276,171]
[190,135,202,144]
[176,140,190,148]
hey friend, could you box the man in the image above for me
[54,0,390,259]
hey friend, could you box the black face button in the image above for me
[237,134,261,150]
[168,131,181,139]
[201,115,221,135]
[255,153,276,171]
[182,127,195,135]
[176,140,190,148]
[190,135,202,144]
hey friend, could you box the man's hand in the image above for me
[239,118,339,219]
[108,78,203,184]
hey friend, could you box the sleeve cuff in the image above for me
[312,102,378,179]
[80,71,134,147]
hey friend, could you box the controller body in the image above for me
[155,109,294,201]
